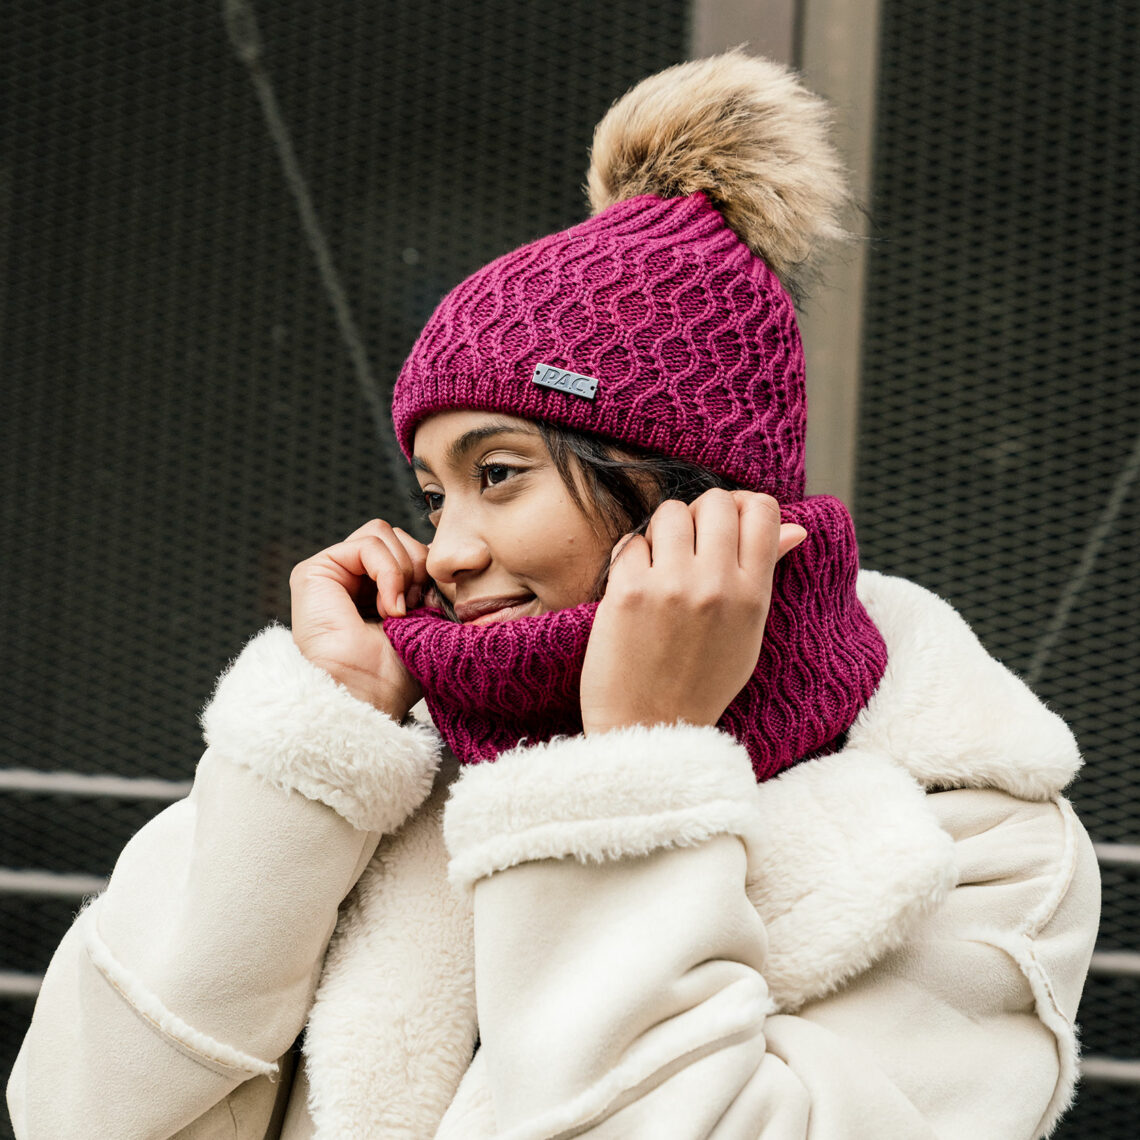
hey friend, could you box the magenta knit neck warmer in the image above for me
[384,494,886,781]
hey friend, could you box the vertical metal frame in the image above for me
[797,0,882,504]
[690,0,881,505]
[690,0,798,63]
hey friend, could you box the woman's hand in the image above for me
[580,490,805,735]
[290,520,429,719]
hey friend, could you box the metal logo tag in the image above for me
[532,363,599,401]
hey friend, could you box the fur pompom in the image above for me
[587,50,851,300]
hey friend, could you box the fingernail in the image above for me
[395,592,407,616]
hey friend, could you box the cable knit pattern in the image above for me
[393,193,808,502]
[385,495,886,781]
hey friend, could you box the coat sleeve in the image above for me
[440,726,1099,1140]
[6,627,441,1140]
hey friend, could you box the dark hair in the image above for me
[536,421,741,596]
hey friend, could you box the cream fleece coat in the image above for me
[7,572,1099,1139]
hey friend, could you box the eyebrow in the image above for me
[411,420,538,473]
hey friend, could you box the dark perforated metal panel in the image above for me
[2,0,1134,1134]
[0,793,162,875]
[0,1002,37,1111]
[1080,975,1140,1060]
[1062,1084,1140,1140]
[1,0,688,788]
[859,1,1139,1135]
[1099,865,1140,952]
[0,897,86,978]
[0,0,689,1126]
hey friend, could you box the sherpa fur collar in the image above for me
[301,571,1080,1138]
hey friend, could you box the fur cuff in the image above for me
[444,724,760,890]
[201,627,441,834]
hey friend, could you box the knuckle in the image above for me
[752,492,781,517]
[657,581,687,608]
[363,535,394,560]
[611,574,647,607]
[355,518,394,542]
[354,540,379,566]
[625,584,651,609]
[742,600,770,631]
[739,592,767,619]
[609,534,643,567]
[698,487,732,506]
[692,581,729,611]
[653,498,686,520]
[689,590,715,613]
[737,494,782,530]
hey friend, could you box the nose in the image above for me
[425,506,491,585]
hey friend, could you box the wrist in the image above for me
[582,709,716,735]
[581,676,724,732]
[342,677,412,721]
[307,657,413,721]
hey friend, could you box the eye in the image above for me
[420,489,444,516]
[480,463,513,488]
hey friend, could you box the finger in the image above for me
[391,527,430,585]
[344,520,423,571]
[689,488,742,565]
[734,491,784,572]
[353,522,432,607]
[608,531,651,575]
[291,544,374,630]
[776,523,807,560]
[308,535,412,617]
[345,517,398,541]
[383,527,431,610]
[291,539,391,633]
[356,537,417,617]
[294,539,372,593]
[643,499,695,569]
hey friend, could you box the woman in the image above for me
[8,51,1098,1139]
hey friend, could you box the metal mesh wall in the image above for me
[0,0,690,1125]
[2,0,1135,1134]
[859,0,1140,1134]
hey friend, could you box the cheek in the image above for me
[546,522,610,589]
[510,516,601,579]
[494,478,611,601]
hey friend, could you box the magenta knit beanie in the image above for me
[392,50,850,501]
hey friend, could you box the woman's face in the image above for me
[412,410,613,625]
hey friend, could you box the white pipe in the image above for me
[1093,843,1140,868]
[0,768,190,801]
[0,971,42,998]
[0,869,108,898]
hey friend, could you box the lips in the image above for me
[453,594,537,625]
